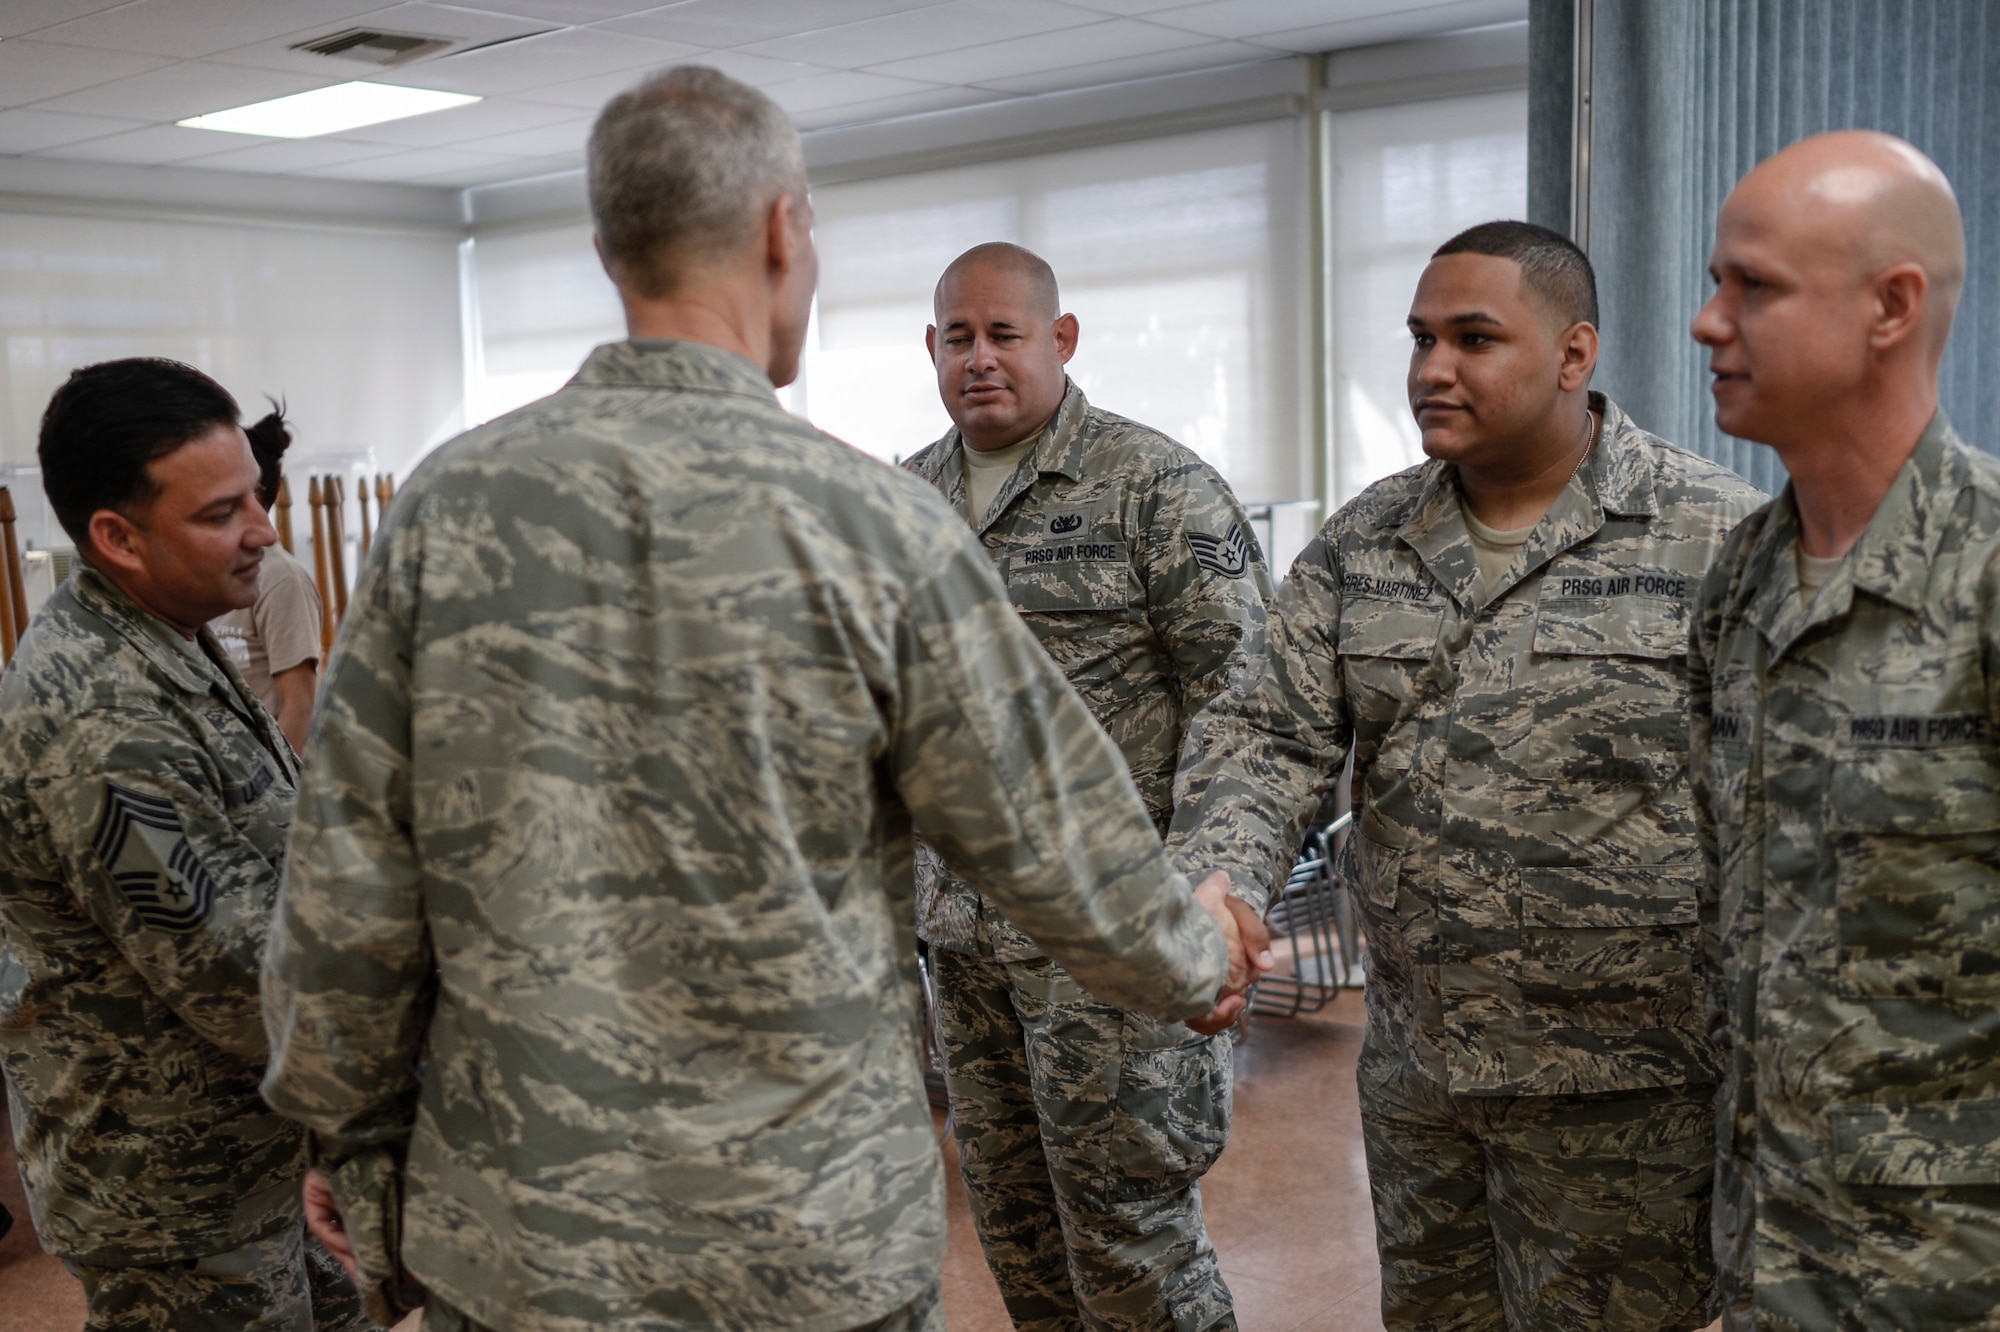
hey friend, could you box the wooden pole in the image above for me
[308,476,335,656]
[357,471,375,560]
[0,488,18,664]
[326,476,350,622]
[275,476,294,553]
[0,486,27,643]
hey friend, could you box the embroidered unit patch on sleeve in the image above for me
[1187,522,1251,578]
[90,783,216,932]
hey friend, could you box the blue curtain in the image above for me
[1529,0,2000,494]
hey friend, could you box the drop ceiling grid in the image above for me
[0,0,1525,188]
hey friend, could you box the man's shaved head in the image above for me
[1730,129,1965,350]
[1693,130,1963,456]
[935,242,1060,323]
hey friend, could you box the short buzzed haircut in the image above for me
[935,242,1061,322]
[1434,220,1599,329]
[588,66,806,299]
[38,358,239,550]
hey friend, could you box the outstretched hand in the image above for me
[1188,871,1274,1036]
[303,1169,362,1285]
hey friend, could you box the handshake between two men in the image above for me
[1188,871,1277,1037]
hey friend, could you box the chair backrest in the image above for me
[307,476,335,656]
[0,487,20,664]
[275,475,294,554]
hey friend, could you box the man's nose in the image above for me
[1691,294,1729,347]
[246,504,278,549]
[1412,343,1454,389]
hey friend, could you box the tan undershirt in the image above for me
[1797,543,1845,600]
[961,432,1041,526]
[1463,507,1536,593]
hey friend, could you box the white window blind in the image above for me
[1327,89,1529,507]
[800,120,1310,516]
[462,222,624,428]
[0,207,463,552]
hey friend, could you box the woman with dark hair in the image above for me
[210,403,323,752]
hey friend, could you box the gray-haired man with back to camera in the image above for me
[258,65,1267,1332]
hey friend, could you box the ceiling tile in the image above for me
[596,0,943,50]
[441,0,658,20]
[32,122,257,165]
[0,108,146,154]
[176,136,399,173]
[1239,0,1526,52]
[406,151,578,186]
[974,39,1278,94]
[792,84,1003,131]
[0,0,131,40]
[33,61,332,121]
[301,144,515,181]
[764,69,946,115]
[0,40,176,110]
[864,18,1211,86]
[30,0,389,60]
[510,64,697,110]
[317,95,569,147]
[1144,0,1481,40]
[206,5,557,78]
[370,26,703,95]
[452,118,593,158]
[1047,0,1213,12]
[740,0,1101,69]
[670,50,829,89]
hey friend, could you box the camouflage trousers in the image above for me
[934,949,1235,1332]
[1358,1039,1716,1331]
[423,1277,944,1332]
[70,1222,371,1332]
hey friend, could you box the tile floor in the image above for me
[0,991,1384,1331]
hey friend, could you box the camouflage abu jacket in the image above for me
[1170,394,1763,1096]
[0,562,304,1263]
[259,340,1230,1332]
[1690,413,2000,1329]
[903,380,1271,960]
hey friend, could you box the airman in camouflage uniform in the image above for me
[904,243,1269,1332]
[1170,223,1763,1329]
[0,358,365,1330]
[1689,132,2000,1330]
[258,70,1241,1332]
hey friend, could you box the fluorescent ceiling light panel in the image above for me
[178,82,479,138]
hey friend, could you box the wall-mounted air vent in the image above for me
[291,29,455,66]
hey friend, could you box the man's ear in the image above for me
[925,325,938,364]
[767,191,806,280]
[1054,312,1079,365]
[1557,319,1599,393]
[88,508,145,579]
[1869,262,1928,353]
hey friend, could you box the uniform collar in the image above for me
[568,337,781,405]
[1399,391,1651,611]
[916,378,1091,534]
[71,560,219,698]
[1738,410,1964,658]
[70,561,301,776]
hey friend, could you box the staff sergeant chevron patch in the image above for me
[1187,522,1252,578]
[90,783,217,932]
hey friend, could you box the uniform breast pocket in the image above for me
[1529,598,1690,783]
[1827,743,2000,1000]
[1338,596,1443,727]
[1518,864,1702,1033]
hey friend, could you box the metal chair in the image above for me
[1249,811,1364,1018]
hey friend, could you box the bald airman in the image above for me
[1688,130,2000,1330]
